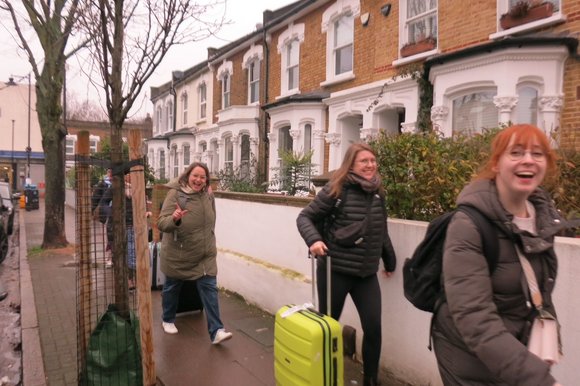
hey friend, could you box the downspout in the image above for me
[262,27,271,183]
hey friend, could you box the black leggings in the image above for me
[317,264,382,379]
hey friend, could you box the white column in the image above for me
[493,96,518,125]
[325,132,342,170]
[217,140,225,171]
[313,130,326,176]
[430,106,449,135]
[289,129,301,152]
[268,131,278,181]
[538,96,563,140]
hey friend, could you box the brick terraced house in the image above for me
[148,0,579,184]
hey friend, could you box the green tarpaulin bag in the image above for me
[80,304,143,385]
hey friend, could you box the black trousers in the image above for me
[317,263,382,379]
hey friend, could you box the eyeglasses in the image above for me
[505,147,546,162]
[356,158,377,166]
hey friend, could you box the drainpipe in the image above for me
[262,27,271,183]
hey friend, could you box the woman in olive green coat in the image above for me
[157,162,232,345]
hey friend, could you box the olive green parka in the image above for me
[157,180,217,280]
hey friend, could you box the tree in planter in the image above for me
[270,149,315,196]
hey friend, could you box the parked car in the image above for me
[0,185,10,264]
[0,182,14,235]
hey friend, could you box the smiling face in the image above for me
[188,166,208,192]
[493,135,547,201]
[351,150,377,181]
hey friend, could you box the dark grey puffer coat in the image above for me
[433,179,566,386]
[296,182,396,276]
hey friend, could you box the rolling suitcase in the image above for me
[274,255,343,386]
[149,241,165,290]
[177,280,204,315]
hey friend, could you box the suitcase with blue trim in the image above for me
[274,255,343,386]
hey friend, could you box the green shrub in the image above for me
[216,154,265,193]
[370,128,579,226]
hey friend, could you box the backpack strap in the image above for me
[457,205,500,273]
[429,205,499,350]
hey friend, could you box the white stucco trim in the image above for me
[429,45,568,137]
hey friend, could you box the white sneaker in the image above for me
[162,322,178,334]
[212,329,232,345]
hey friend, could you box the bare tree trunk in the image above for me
[36,74,68,248]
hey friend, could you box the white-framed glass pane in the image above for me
[407,0,438,43]
[224,137,233,170]
[167,101,173,130]
[223,74,230,108]
[304,124,312,153]
[89,139,98,154]
[335,45,353,75]
[66,138,75,155]
[173,147,179,177]
[452,91,498,134]
[156,107,162,131]
[182,94,188,125]
[199,84,207,119]
[250,61,260,103]
[240,134,250,178]
[183,144,190,166]
[159,150,166,180]
[515,87,538,125]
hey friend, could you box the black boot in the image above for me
[363,376,380,386]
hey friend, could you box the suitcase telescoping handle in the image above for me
[310,253,331,317]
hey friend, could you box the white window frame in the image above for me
[398,0,438,57]
[321,1,359,87]
[166,101,173,131]
[198,83,207,120]
[515,83,540,126]
[172,145,179,178]
[224,135,233,170]
[89,135,99,154]
[183,144,191,166]
[181,92,188,126]
[156,106,163,133]
[248,60,260,104]
[277,23,305,97]
[159,149,166,180]
[65,136,76,156]
[222,73,231,109]
[451,89,498,135]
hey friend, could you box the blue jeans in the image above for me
[162,275,224,341]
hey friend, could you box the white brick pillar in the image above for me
[538,96,563,139]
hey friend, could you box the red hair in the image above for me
[477,124,557,180]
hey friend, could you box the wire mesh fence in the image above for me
[74,130,153,385]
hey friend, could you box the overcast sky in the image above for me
[0,0,296,118]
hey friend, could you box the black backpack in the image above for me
[403,205,499,313]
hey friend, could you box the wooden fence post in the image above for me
[128,129,156,385]
[76,131,92,376]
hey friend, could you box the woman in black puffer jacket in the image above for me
[296,142,396,386]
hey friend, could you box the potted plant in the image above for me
[400,36,437,58]
[500,1,554,30]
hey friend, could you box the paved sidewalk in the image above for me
[20,201,408,386]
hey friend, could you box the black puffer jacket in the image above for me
[296,182,396,277]
[433,179,567,386]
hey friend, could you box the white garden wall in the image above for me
[214,193,580,386]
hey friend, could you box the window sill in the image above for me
[490,13,566,40]
[276,89,300,100]
[320,72,355,88]
[196,118,207,126]
[392,48,439,67]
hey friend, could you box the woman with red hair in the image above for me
[432,124,569,385]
